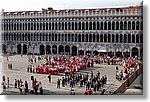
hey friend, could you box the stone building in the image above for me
[1,5,143,57]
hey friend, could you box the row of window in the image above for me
[3,33,143,43]
[3,21,143,31]
[3,17,142,22]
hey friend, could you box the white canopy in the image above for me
[98,47,107,52]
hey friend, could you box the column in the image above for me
[114,21,116,30]
[84,48,86,55]
[51,45,52,54]
[107,21,108,30]
[119,21,120,30]
[131,21,132,30]
[127,21,128,30]
[77,46,79,55]
[70,45,72,55]
[57,45,59,54]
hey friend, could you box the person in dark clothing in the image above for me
[15,79,17,88]
[17,80,20,88]
[7,77,9,88]
[62,77,65,87]
[25,81,29,94]
[86,81,90,90]
[93,83,97,92]
[104,75,107,84]
[97,71,100,78]
[57,79,60,88]
[48,74,51,83]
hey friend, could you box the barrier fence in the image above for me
[114,67,143,94]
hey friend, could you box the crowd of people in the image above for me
[115,57,143,81]
[55,70,107,95]
[14,77,43,95]
[1,76,9,91]
[30,55,95,75]
[3,54,143,95]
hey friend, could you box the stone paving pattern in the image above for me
[1,55,125,95]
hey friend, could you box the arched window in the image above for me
[100,34,103,42]
[52,22,54,30]
[97,22,100,30]
[93,34,95,42]
[112,34,115,42]
[79,22,81,30]
[75,34,77,42]
[78,34,81,42]
[116,21,119,30]
[140,21,143,30]
[128,34,131,43]
[68,22,71,30]
[89,34,92,42]
[75,22,77,30]
[120,21,123,30]
[72,34,74,42]
[86,22,88,30]
[36,23,39,30]
[108,34,111,42]
[68,34,70,41]
[55,22,57,30]
[52,34,54,41]
[93,22,96,30]
[136,34,139,43]
[120,34,122,43]
[140,34,143,43]
[132,21,135,30]
[132,34,135,43]
[49,22,51,30]
[112,22,115,30]
[101,22,103,30]
[82,34,84,42]
[115,34,118,43]
[72,22,74,30]
[65,22,67,30]
[62,34,64,41]
[97,34,99,42]
[39,23,42,30]
[82,22,85,30]
[108,21,111,30]
[65,34,67,41]
[104,34,107,42]
[89,22,92,30]
[136,21,140,30]
[124,34,127,43]
[104,22,107,30]
[124,21,127,30]
[46,22,48,30]
[55,34,57,41]
[86,34,88,42]
[128,21,131,30]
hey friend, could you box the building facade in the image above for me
[1,6,143,57]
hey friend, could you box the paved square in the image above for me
[1,55,124,95]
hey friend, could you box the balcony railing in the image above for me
[3,11,142,19]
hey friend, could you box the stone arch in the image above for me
[65,45,70,55]
[136,34,139,43]
[46,45,51,54]
[17,44,22,54]
[39,45,45,55]
[52,45,57,54]
[23,44,27,54]
[72,46,77,56]
[132,47,138,58]
[58,45,64,54]
[132,34,135,43]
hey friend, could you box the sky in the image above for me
[0,0,142,12]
